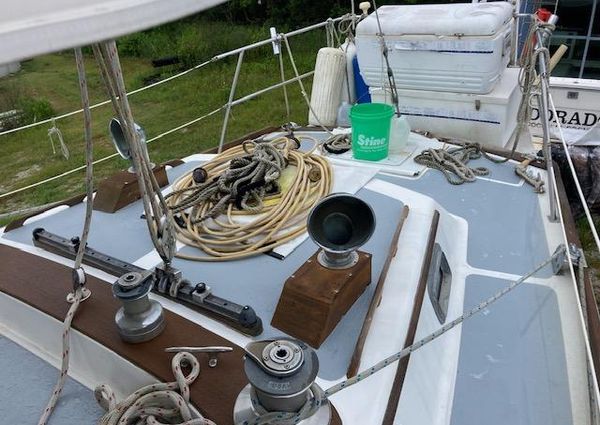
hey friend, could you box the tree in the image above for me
[208,0,407,27]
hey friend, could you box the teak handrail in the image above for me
[382,210,440,425]
[347,205,410,378]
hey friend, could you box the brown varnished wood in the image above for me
[0,243,246,424]
[93,165,169,213]
[347,206,410,378]
[271,250,372,348]
[382,210,440,425]
[4,161,184,232]
[0,243,343,424]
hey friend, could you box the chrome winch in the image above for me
[112,270,165,343]
[233,338,331,425]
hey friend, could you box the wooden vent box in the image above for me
[271,250,372,348]
[94,165,168,213]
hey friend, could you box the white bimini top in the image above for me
[0,0,227,65]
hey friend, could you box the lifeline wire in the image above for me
[0,34,321,200]
[37,47,95,425]
[548,88,600,254]
[0,17,343,139]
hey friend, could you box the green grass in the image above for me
[0,20,325,214]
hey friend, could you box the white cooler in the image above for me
[355,2,514,94]
[370,67,522,148]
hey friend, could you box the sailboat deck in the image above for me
[0,129,591,424]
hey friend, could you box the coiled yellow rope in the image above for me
[166,137,332,261]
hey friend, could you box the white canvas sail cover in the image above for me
[0,0,227,64]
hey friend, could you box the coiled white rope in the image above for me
[414,143,507,185]
[95,352,215,425]
[166,136,332,261]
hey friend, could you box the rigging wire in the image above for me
[280,35,335,135]
[547,87,600,253]
[93,40,176,264]
[371,0,401,117]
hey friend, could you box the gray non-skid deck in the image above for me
[450,275,571,425]
[1,145,566,415]
[3,160,405,380]
[0,336,104,424]
[378,157,553,278]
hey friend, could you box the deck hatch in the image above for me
[427,243,452,324]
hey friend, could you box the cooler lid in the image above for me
[356,2,514,37]
[0,0,226,65]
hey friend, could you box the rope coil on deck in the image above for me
[165,136,332,261]
[414,142,507,185]
[95,352,214,425]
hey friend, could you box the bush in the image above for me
[206,0,415,27]
[19,98,55,124]
[116,20,273,68]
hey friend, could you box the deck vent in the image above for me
[427,243,452,324]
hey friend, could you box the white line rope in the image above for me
[37,287,85,425]
[37,46,95,425]
[94,40,176,264]
[48,119,70,160]
[547,86,600,253]
[95,352,215,425]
